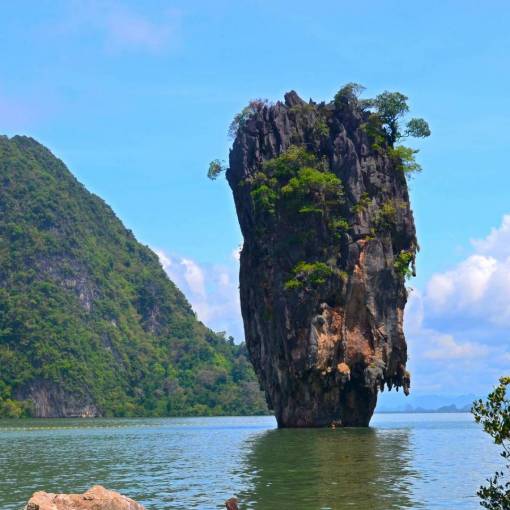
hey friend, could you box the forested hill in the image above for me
[0,135,266,418]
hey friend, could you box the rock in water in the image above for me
[24,485,145,510]
[227,90,416,427]
[225,497,239,509]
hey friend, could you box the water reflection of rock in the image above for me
[238,427,419,510]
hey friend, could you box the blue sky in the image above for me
[1,0,509,398]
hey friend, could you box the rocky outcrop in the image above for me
[15,379,100,418]
[227,90,416,427]
[24,486,145,510]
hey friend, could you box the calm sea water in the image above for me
[0,413,501,509]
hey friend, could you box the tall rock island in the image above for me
[227,88,422,426]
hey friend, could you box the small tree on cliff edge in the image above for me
[334,84,430,175]
[207,85,431,180]
[335,85,431,146]
[371,91,431,145]
[472,377,510,509]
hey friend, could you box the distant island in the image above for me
[377,393,477,413]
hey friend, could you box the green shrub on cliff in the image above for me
[250,146,345,219]
[281,167,343,214]
[248,146,349,291]
[263,145,318,179]
[334,82,367,107]
[394,250,414,279]
[375,200,397,232]
[284,261,334,290]
[207,159,227,180]
[336,84,430,177]
[0,136,267,418]
[369,91,430,145]
[251,178,278,215]
[388,145,422,174]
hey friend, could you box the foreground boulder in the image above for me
[225,497,239,509]
[24,485,145,510]
[226,89,418,426]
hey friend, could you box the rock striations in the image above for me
[227,90,417,427]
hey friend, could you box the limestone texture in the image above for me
[227,90,416,427]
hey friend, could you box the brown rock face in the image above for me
[24,485,145,510]
[227,90,416,427]
[15,379,99,418]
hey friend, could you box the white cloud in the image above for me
[155,215,510,395]
[406,214,510,395]
[155,248,244,341]
[232,244,242,261]
[423,334,489,360]
[180,258,206,298]
[471,214,510,258]
[426,254,498,311]
[155,249,172,272]
[404,289,424,332]
[425,215,510,326]
[218,272,230,288]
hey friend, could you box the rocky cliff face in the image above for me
[227,90,416,427]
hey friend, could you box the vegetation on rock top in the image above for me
[208,83,429,286]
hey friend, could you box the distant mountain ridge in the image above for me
[0,135,267,418]
[377,393,477,413]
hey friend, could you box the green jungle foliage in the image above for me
[251,146,344,219]
[339,84,430,176]
[284,261,334,290]
[207,159,227,180]
[207,86,427,290]
[472,377,510,509]
[0,136,267,418]
[393,250,414,280]
[375,200,398,232]
[247,146,347,290]
[388,145,422,174]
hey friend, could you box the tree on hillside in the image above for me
[472,376,510,509]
